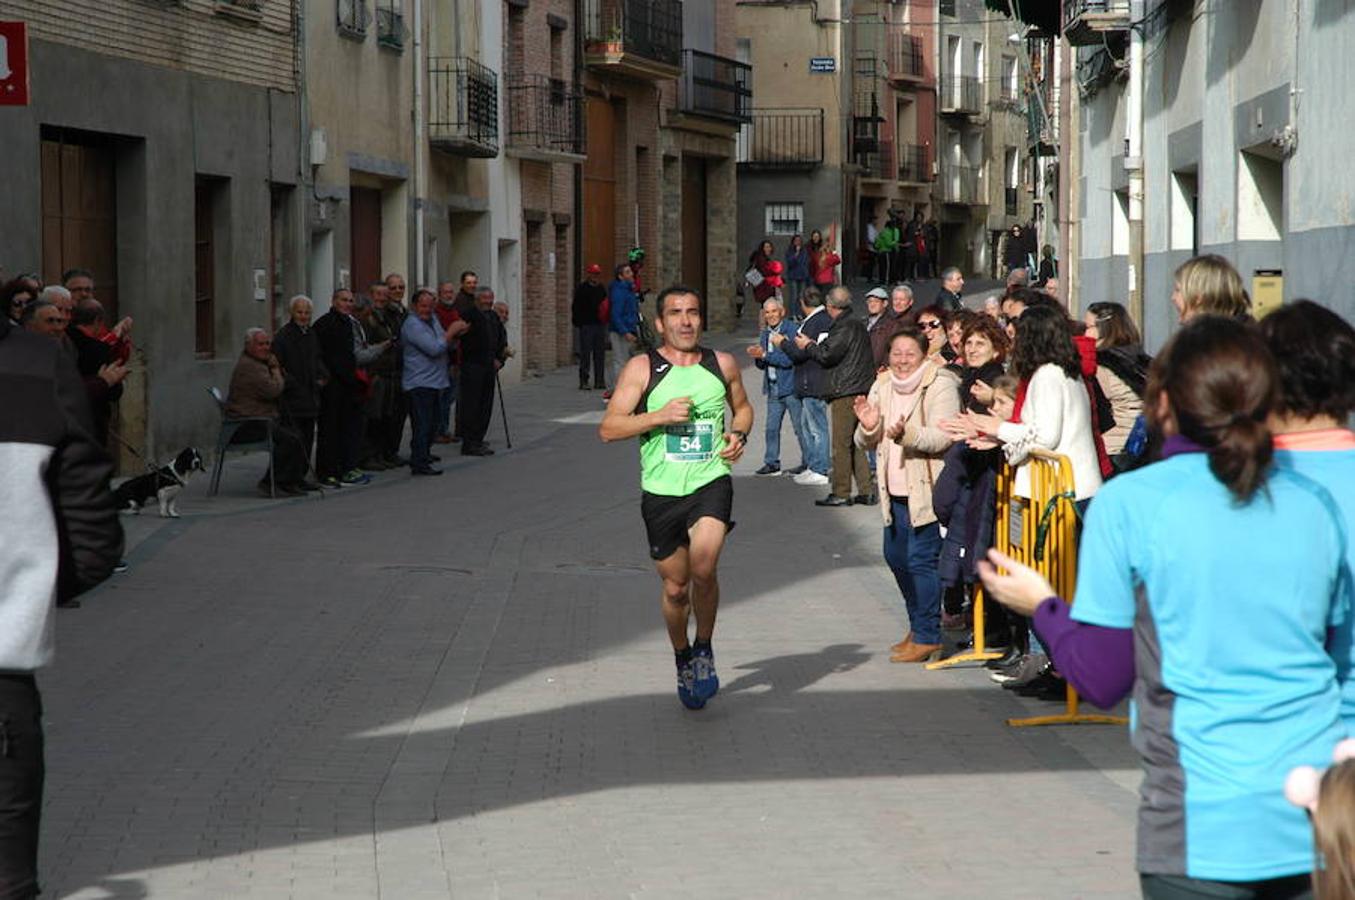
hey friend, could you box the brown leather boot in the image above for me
[890,632,913,652]
[891,642,942,663]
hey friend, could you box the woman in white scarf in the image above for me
[854,330,960,662]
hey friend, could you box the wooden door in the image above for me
[40,134,119,319]
[350,187,382,294]
[680,156,708,325]
[583,97,617,276]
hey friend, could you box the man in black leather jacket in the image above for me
[0,315,122,897]
[778,286,876,506]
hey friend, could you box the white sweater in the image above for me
[996,363,1103,500]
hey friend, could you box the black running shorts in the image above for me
[640,475,735,561]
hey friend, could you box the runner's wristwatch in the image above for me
[730,430,748,445]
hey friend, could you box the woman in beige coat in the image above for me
[854,330,960,662]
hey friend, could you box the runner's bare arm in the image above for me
[717,351,754,461]
[599,354,690,442]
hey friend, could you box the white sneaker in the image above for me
[792,470,829,486]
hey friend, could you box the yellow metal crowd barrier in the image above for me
[996,449,1127,728]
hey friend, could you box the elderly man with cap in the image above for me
[571,260,609,387]
[864,286,901,370]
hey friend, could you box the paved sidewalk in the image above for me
[45,330,1139,899]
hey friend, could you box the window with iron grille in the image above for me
[939,0,956,16]
[764,203,804,236]
[1001,55,1018,100]
[337,0,369,39]
[215,0,263,20]
[375,0,405,50]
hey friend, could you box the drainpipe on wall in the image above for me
[414,0,427,286]
[295,0,311,296]
[573,0,584,285]
[1125,0,1145,327]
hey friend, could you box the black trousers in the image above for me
[282,414,317,470]
[577,324,607,388]
[406,387,440,469]
[233,420,309,487]
[458,363,496,448]
[384,390,407,460]
[0,675,43,900]
[317,383,364,479]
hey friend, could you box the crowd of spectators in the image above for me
[747,250,1355,897]
[3,267,514,494]
[236,270,512,490]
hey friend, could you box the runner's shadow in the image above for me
[722,643,871,694]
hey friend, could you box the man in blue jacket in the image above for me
[747,297,809,476]
[777,286,832,485]
[606,263,640,399]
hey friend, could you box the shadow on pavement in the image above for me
[41,355,1134,895]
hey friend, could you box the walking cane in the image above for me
[495,369,512,449]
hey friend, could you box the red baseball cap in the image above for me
[586,263,602,274]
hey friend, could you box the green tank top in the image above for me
[637,348,731,496]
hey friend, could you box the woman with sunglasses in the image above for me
[914,304,951,367]
[1,277,40,325]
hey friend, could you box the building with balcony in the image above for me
[579,0,745,330]
[736,0,936,286]
[579,0,683,311]
[936,0,1034,276]
[500,0,587,373]
[656,4,749,328]
[0,0,304,469]
[735,0,851,284]
[852,2,938,258]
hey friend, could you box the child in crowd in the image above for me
[1287,740,1355,900]
[989,374,1018,422]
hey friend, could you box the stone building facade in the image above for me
[1073,0,1353,348]
[0,0,304,470]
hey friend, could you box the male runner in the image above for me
[600,285,754,709]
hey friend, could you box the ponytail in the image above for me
[1207,414,1273,503]
[1145,316,1279,502]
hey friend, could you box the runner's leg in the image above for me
[687,517,728,642]
[655,546,693,651]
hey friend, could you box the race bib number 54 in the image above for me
[665,422,715,462]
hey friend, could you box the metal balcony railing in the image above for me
[938,163,982,204]
[1063,0,1131,30]
[1063,0,1132,45]
[940,75,981,114]
[887,32,925,81]
[376,7,404,50]
[428,57,499,158]
[506,75,586,157]
[584,0,683,70]
[337,0,369,39]
[897,143,929,183]
[679,49,752,123]
[861,139,894,181]
[736,108,824,168]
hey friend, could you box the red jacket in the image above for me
[1074,335,1114,478]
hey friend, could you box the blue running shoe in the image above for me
[690,645,719,701]
[677,658,705,710]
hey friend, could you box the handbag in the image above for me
[744,266,764,288]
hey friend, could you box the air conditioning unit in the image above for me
[310,129,328,167]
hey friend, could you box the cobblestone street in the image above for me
[45,331,1139,899]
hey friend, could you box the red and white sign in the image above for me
[0,22,31,107]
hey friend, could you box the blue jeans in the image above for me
[436,376,456,437]
[798,396,830,475]
[883,498,943,645]
[407,387,441,469]
[764,390,806,468]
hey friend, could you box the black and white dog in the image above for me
[113,447,205,518]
